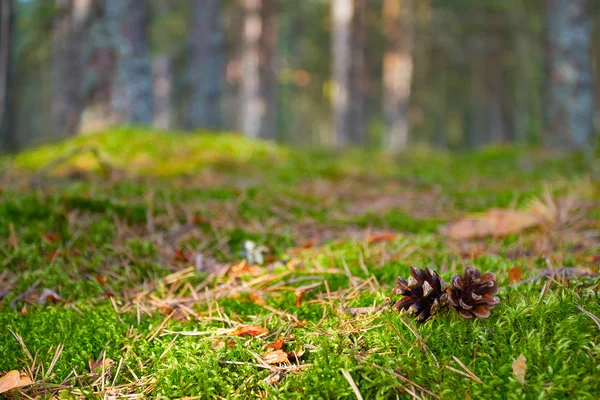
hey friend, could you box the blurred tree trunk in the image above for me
[259,0,277,140]
[544,0,595,149]
[469,44,488,148]
[51,0,92,137]
[382,0,414,150]
[152,54,173,130]
[331,0,352,146]
[347,0,366,144]
[0,0,17,152]
[513,2,531,143]
[594,18,600,133]
[79,0,118,133]
[240,0,277,140]
[486,43,512,143]
[111,0,153,125]
[183,0,224,131]
[0,0,15,151]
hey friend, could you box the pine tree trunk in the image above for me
[184,0,224,130]
[259,0,277,140]
[79,0,118,133]
[544,0,595,149]
[240,0,277,140]
[0,0,17,152]
[152,54,173,130]
[347,0,366,145]
[331,0,353,146]
[382,0,414,150]
[51,0,92,137]
[111,0,153,125]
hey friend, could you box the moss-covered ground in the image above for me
[0,128,599,399]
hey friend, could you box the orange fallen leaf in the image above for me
[0,370,33,394]
[292,320,307,327]
[39,289,62,305]
[367,233,397,244]
[442,209,541,240]
[263,350,289,364]
[40,232,59,243]
[173,248,190,262]
[228,260,262,278]
[512,355,527,384]
[250,293,266,305]
[585,255,600,263]
[299,239,315,249]
[228,325,269,337]
[508,267,523,283]
[192,214,208,225]
[265,339,285,351]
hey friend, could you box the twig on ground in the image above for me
[340,369,364,400]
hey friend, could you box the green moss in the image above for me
[0,129,598,398]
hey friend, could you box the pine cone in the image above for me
[392,266,448,321]
[447,266,499,319]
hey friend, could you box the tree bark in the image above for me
[382,0,414,150]
[51,0,92,137]
[152,54,173,130]
[183,0,224,131]
[331,0,353,146]
[0,0,17,152]
[79,0,118,133]
[111,0,153,125]
[544,0,595,150]
[240,0,277,140]
[346,0,366,145]
[259,0,277,140]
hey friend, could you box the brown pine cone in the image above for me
[447,266,499,319]
[392,266,448,321]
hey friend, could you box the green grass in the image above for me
[0,128,599,399]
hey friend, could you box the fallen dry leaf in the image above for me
[265,339,285,351]
[508,267,523,283]
[512,355,527,384]
[263,350,290,365]
[40,232,59,243]
[250,293,266,305]
[228,260,262,278]
[292,320,308,327]
[227,325,269,337]
[0,370,33,394]
[299,239,315,249]
[38,288,62,305]
[173,248,190,262]
[367,232,397,244]
[442,209,541,240]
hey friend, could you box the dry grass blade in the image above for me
[446,356,482,384]
[10,329,33,361]
[345,298,390,316]
[355,355,439,399]
[45,343,64,379]
[340,369,364,400]
[576,306,600,331]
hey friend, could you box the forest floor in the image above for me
[0,129,599,399]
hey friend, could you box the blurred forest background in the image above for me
[0,0,598,153]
